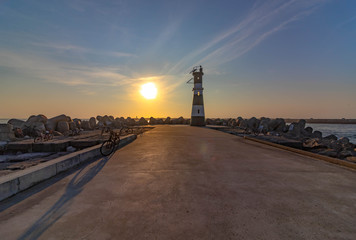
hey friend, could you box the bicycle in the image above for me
[34,130,54,142]
[100,128,122,156]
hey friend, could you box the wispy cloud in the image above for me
[168,0,327,74]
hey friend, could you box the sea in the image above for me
[1,119,355,144]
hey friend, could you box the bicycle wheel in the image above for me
[100,140,115,156]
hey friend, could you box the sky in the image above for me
[0,0,355,119]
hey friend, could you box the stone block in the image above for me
[18,164,57,191]
[0,178,19,201]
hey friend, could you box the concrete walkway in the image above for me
[0,125,355,239]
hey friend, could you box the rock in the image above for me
[53,131,63,136]
[149,117,157,125]
[46,114,68,131]
[268,118,285,132]
[57,121,69,134]
[303,138,320,149]
[287,119,306,138]
[138,117,148,125]
[324,134,338,141]
[312,131,322,139]
[338,150,353,159]
[26,114,48,124]
[239,119,248,129]
[302,127,313,137]
[177,117,185,124]
[330,141,342,152]
[108,116,115,122]
[89,117,96,129]
[228,118,237,127]
[73,119,82,128]
[0,124,16,141]
[66,146,76,152]
[206,118,214,125]
[32,122,46,133]
[247,117,260,130]
[259,118,270,131]
[236,117,244,127]
[338,137,349,145]
[81,120,92,130]
[13,128,24,138]
[68,121,76,131]
[126,117,136,126]
[7,119,25,129]
[164,117,171,124]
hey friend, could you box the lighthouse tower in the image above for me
[190,66,205,126]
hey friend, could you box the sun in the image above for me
[140,82,157,99]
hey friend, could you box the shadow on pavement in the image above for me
[15,155,110,240]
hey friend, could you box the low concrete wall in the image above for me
[0,134,137,201]
[244,136,356,171]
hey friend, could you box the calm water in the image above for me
[307,123,356,144]
[1,119,355,143]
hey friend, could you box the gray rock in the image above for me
[268,118,285,132]
[66,146,76,152]
[312,131,322,139]
[303,127,313,137]
[236,117,244,127]
[177,117,185,124]
[338,150,353,159]
[53,131,63,136]
[247,117,260,130]
[73,119,82,128]
[164,117,171,124]
[206,118,214,125]
[68,121,76,131]
[26,114,48,124]
[324,134,338,141]
[81,120,92,130]
[89,117,96,129]
[57,121,70,134]
[149,117,157,125]
[7,119,25,129]
[338,137,349,145]
[46,114,68,131]
[138,117,148,125]
[303,138,320,148]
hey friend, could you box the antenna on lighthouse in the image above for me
[189,65,206,126]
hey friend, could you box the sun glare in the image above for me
[140,82,157,99]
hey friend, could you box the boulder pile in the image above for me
[7,114,192,140]
[217,116,356,161]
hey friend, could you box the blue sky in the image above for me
[0,0,355,119]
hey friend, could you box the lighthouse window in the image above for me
[197,92,200,96]
[198,109,200,114]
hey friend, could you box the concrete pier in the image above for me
[0,125,355,239]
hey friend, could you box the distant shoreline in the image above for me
[285,119,356,124]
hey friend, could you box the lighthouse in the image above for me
[190,66,205,126]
